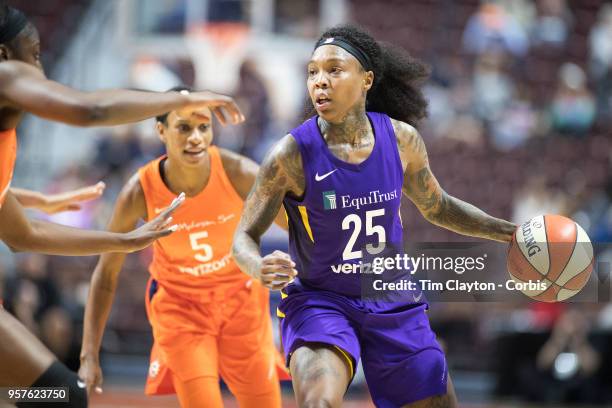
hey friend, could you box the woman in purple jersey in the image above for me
[233,24,517,408]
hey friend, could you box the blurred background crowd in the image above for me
[1,0,612,405]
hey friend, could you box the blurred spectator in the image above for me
[444,114,485,147]
[130,57,184,92]
[589,4,612,120]
[530,0,573,48]
[472,51,514,122]
[153,0,244,34]
[589,4,612,80]
[549,63,596,135]
[94,125,144,179]
[512,174,568,224]
[518,309,603,404]
[499,0,536,30]
[2,254,79,369]
[463,3,529,57]
[208,0,244,22]
[275,0,319,38]
[422,82,454,139]
[491,83,538,150]
[154,0,186,34]
[233,59,273,160]
[574,178,612,243]
[4,255,62,326]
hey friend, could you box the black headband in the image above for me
[0,7,27,44]
[314,37,373,72]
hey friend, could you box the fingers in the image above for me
[157,192,185,220]
[268,281,291,291]
[212,107,227,126]
[262,258,295,269]
[262,271,295,290]
[78,370,103,396]
[86,381,96,396]
[161,216,173,229]
[195,92,244,125]
[93,181,106,196]
[151,192,184,233]
[260,265,297,279]
[272,249,292,259]
[260,273,296,289]
[155,224,178,238]
[73,181,106,202]
[135,193,184,249]
[262,250,295,267]
[259,250,298,290]
[261,261,296,275]
[221,100,244,124]
[169,192,186,211]
[89,376,103,395]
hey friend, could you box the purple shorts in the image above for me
[278,282,448,407]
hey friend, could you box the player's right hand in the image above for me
[258,250,298,290]
[119,192,185,253]
[188,91,245,125]
[78,355,103,396]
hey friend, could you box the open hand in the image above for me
[119,192,185,253]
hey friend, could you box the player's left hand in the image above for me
[38,181,106,214]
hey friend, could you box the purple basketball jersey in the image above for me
[280,113,448,406]
[283,112,404,296]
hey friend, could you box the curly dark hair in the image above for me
[0,1,9,25]
[0,2,32,50]
[314,24,430,127]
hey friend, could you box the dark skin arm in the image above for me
[0,61,243,129]
[232,135,303,289]
[78,174,147,395]
[0,188,182,255]
[219,148,288,230]
[393,119,516,242]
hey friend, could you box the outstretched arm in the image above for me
[0,188,183,255]
[231,135,302,289]
[394,120,516,242]
[79,174,147,395]
[0,61,243,127]
[12,181,105,214]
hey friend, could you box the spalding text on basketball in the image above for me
[522,221,542,257]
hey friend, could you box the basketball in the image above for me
[507,214,594,302]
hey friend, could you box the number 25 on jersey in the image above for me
[341,209,386,261]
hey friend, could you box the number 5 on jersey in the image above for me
[189,231,213,263]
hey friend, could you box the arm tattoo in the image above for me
[232,135,304,277]
[393,119,425,171]
[395,120,516,243]
[407,167,515,242]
